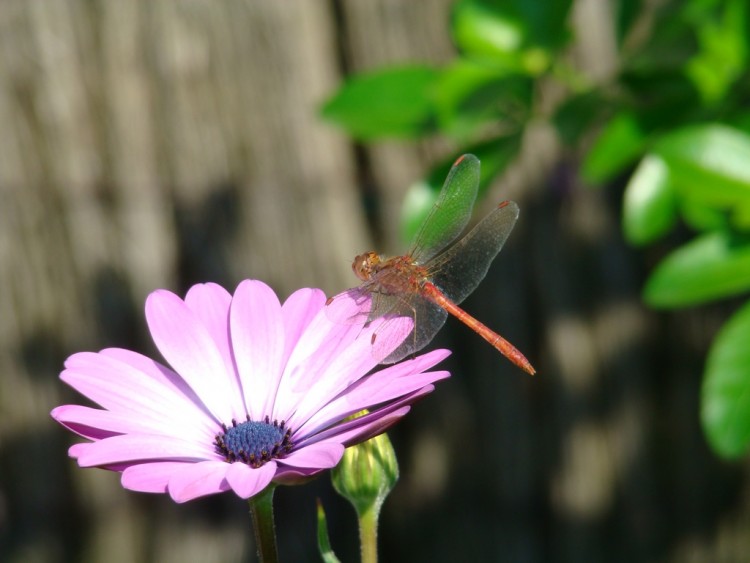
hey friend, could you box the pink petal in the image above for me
[278,441,344,469]
[286,316,413,431]
[75,434,216,467]
[146,290,237,422]
[51,405,181,441]
[301,350,450,434]
[98,348,214,424]
[291,298,370,381]
[230,280,285,420]
[272,465,320,483]
[280,288,327,368]
[323,288,415,363]
[296,387,434,449]
[277,298,364,404]
[273,303,373,423]
[60,353,216,440]
[63,352,191,414]
[338,406,412,445]
[121,461,190,493]
[225,461,276,499]
[322,288,371,325]
[68,443,89,459]
[322,406,412,447]
[168,460,232,503]
[184,283,246,419]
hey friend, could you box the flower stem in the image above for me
[248,485,279,563]
[358,501,381,563]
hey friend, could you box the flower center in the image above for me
[215,416,293,468]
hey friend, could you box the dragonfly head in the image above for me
[352,251,380,281]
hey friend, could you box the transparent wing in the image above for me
[327,284,409,324]
[324,287,374,325]
[408,154,481,264]
[326,286,448,364]
[427,200,519,305]
[376,292,448,364]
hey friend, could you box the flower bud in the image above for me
[332,426,399,516]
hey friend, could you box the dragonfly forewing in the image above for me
[408,154,481,264]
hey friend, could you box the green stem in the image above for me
[248,485,279,563]
[358,501,381,563]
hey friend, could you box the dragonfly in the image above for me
[328,154,535,375]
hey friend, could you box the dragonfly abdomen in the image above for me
[422,281,535,375]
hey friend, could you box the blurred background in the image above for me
[2,0,750,561]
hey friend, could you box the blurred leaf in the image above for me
[582,112,646,184]
[552,89,608,145]
[644,231,750,308]
[452,0,572,59]
[620,69,702,131]
[320,66,439,140]
[621,4,696,72]
[434,60,532,138]
[731,203,750,231]
[702,299,750,458]
[520,0,573,48]
[623,154,678,245]
[316,499,340,563]
[680,196,729,232]
[515,0,574,49]
[614,0,643,46]
[655,124,750,208]
[452,0,525,61]
[685,0,747,104]
[732,111,750,137]
[400,135,521,244]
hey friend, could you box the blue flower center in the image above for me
[215,416,293,468]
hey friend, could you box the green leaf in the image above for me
[644,231,750,308]
[320,66,439,140]
[514,0,574,50]
[452,0,572,63]
[552,90,608,145]
[731,203,750,231]
[433,60,532,138]
[316,499,341,563]
[702,299,750,458]
[732,111,750,137]
[582,112,646,184]
[400,135,521,244]
[619,69,702,131]
[685,0,747,104]
[622,154,678,245]
[452,0,525,62]
[655,124,750,208]
[614,0,643,46]
[680,196,729,232]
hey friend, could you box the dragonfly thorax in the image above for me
[352,251,381,282]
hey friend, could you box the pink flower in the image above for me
[51,280,449,503]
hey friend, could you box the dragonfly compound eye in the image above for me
[352,252,380,281]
